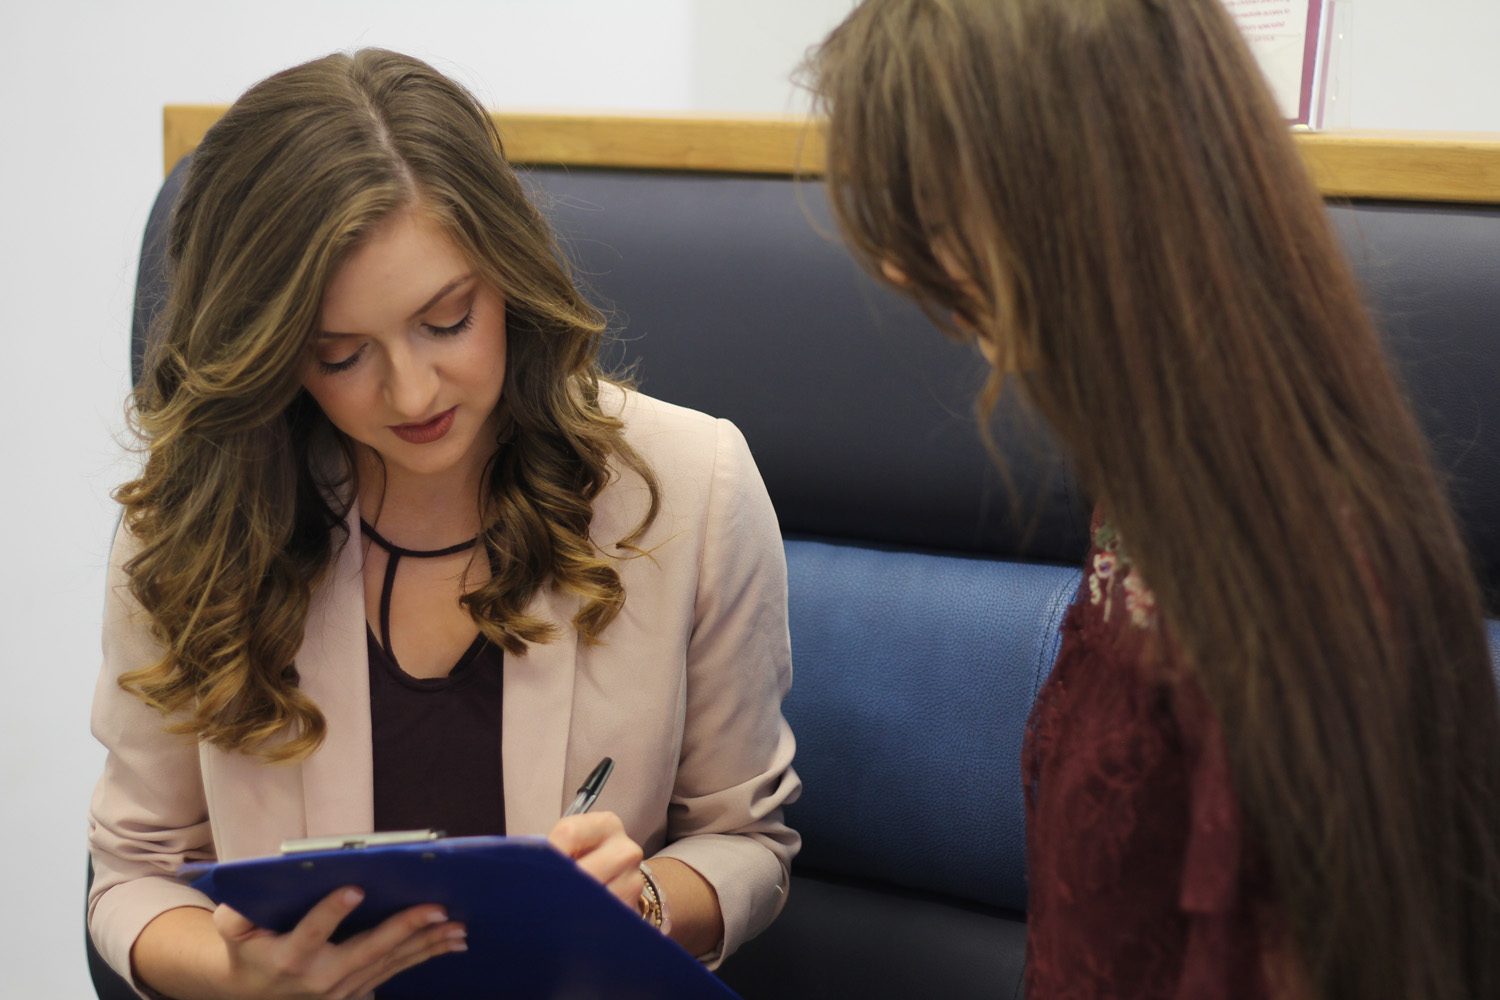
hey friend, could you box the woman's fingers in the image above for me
[212,903,263,943]
[605,865,647,907]
[548,811,645,905]
[547,811,608,856]
[214,889,464,998]
[333,910,468,998]
[338,903,461,971]
[548,811,641,863]
[283,886,369,953]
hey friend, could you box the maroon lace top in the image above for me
[1022,511,1275,999]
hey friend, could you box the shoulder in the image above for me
[591,383,775,543]
[103,515,153,626]
[600,382,718,441]
[598,382,755,479]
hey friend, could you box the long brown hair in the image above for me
[117,49,660,762]
[809,1,1500,997]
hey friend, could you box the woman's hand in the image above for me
[546,811,644,907]
[214,887,465,999]
[132,888,465,1000]
[545,815,726,958]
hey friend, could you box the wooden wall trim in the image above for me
[496,113,826,175]
[165,106,1500,204]
[1295,131,1500,205]
[162,105,226,177]
[162,106,824,178]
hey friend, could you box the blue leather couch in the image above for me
[94,155,1500,1000]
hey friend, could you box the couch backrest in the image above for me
[1323,202,1500,609]
[530,168,1091,564]
[134,162,1500,606]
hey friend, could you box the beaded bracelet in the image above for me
[638,861,672,937]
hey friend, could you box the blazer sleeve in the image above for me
[649,417,802,965]
[87,519,216,995]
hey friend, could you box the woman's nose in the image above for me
[384,344,440,418]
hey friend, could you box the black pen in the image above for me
[562,757,614,817]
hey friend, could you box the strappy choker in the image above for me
[360,519,478,558]
[359,519,482,664]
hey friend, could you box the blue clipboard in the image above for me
[179,835,741,1000]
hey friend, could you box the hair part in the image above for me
[118,48,659,762]
[809,2,1500,997]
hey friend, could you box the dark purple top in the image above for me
[363,521,506,838]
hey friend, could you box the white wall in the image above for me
[0,1,1492,996]
[1344,0,1500,130]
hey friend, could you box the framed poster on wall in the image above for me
[1223,0,1336,127]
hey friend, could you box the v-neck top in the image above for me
[362,520,506,838]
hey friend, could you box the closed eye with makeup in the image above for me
[312,290,479,375]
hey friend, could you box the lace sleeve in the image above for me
[1171,679,1269,1000]
[1027,505,1286,1000]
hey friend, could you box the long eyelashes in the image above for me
[427,310,475,337]
[314,310,475,375]
[318,346,365,376]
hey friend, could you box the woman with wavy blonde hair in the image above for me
[88,49,798,998]
[808,1,1500,998]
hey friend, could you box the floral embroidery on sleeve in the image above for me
[1123,569,1157,629]
[1088,521,1157,630]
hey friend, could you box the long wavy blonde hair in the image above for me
[809,2,1500,998]
[117,49,659,762]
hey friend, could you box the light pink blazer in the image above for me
[88,388,801,993]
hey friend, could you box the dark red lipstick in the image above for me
[390,407,456,444]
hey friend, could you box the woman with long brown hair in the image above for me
[88,49,798,998]
[807,1,1500,997]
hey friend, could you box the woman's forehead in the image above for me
[319,208,473,331]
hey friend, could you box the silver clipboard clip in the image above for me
[279,828,444,854]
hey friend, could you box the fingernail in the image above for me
[425,910,448,925]
[343,888,364,905]
[450,941,469,953]
[446,927,468,940]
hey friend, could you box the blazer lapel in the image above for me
[502,582,580,835]
[290,486,585,840]
[299,500,375,838]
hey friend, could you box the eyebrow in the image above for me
[409,274,474,320]
[316,273,475,339]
